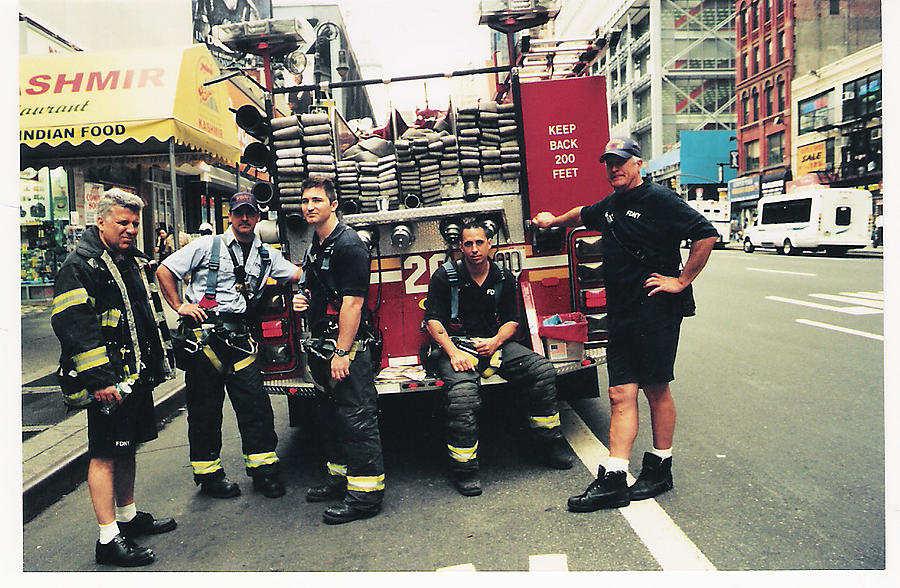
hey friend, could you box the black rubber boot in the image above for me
[532,436,574,470]
[567,466,630,512]
[629,452,673,501]
[451,470,482,496]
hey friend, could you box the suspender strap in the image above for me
[442,260,459,322]
[199,236,222,309]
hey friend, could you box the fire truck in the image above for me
[211,3,614,428]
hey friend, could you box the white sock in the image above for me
[98,521,120,544]
[650,447,673,460]
[115,502,137,523]
[606,457,629,473]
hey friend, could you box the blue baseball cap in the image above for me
[600,137,641,162]
[229,192,259,213]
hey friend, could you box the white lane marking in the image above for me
[809,294,884,309]
[765,296,882,315]
[841,291,884,301]
[529,554,568,571]
[748,267,816,277]
[795,319,884,341]
[436,564,477,572]
[560,403,717,571]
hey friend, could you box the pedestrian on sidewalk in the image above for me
[532,137,718,511]
[156,192,305,500]
[51,188,177,567]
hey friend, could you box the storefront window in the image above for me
[20,167,71,298]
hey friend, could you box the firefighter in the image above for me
[51,188,176,566]
[156,192,304,499]
[293,177,385,525]
[423,219,573,496]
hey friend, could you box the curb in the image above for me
[22,378,187,523]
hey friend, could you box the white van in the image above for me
[742,188,871,255]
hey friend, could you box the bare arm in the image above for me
[156,264,207,322]
[645,236,717,296]
[531,206,585,229]
[331,295,364,381]
[472,321,518,357]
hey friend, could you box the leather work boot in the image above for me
[199,476,241,499]
[451,470,482,496]
[567,466,630,512]
[629,452,673,501]
[306,481,347,502]
[322,500,381,525]
[533,436,574,470]
[118,512,177,540]
[95,534,155,567]
[252,474,286,498]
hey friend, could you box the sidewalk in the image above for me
[22,371,187,523]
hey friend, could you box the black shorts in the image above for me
[87,384,158,458]
[606,299,682,388]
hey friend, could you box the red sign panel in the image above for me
[519,76,613,217]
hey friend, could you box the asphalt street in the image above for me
[20,245,890,578]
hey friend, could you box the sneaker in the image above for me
[451,470,482,496]
[567,466,630,512]
[118,511,177,539]
[629,452,673,501]
[95,534,155,567]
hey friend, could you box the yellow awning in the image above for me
[19,45,241,165]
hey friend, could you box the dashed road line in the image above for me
[840,291,883,301]
[795,319,884,341]
[559,403,717,571]
[748,267,816,277]
[765,295,882,315]
[809,293,884,309]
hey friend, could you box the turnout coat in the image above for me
[51,226,173,407]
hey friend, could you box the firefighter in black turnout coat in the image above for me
[424,220,573,497]
[51,188,176,567]
[294,177,386,525]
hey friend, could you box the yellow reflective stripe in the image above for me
[99,308,122,327]
[347,474,385,492]
[233,353,256,372]
[327,462,348,478]
[244,451,279,469]
[64,388,91,407]
[192,459,223,475]
[530,413,561,429]
[347,341,359,361]
[448,442,478,462]
[51,288,89,317]
[202,345,224,373]
[72,346,110,372]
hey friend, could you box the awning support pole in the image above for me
[169,138,182,251]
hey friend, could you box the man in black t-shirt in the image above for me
[293,177,385,524]
[424,220,573,497]
[532,137,717,511]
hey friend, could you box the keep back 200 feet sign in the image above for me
[519,76,613,216]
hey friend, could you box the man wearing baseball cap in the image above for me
[157,192,306,500]
[532,137,718,511]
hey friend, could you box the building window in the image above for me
[842,71,882,121]
[777,31,785,61]
[799,92,830,134]
[765,84,774,116]
[767,132,784,165]
[764,39,771,68]
[742,94,750,124]
[764,0,770,20]
[752,88,760,120]
[751,2,758,29]
[776,0,783,13]
[742,53,749,79]
[777,79,785,111]
[745,139,760,170]
[830,0,839,15]
[754,47,760,74]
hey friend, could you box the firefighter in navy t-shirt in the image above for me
[532,137,718,511]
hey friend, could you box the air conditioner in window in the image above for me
[842,91,855,101]
[872,128,882,140]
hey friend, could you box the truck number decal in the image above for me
[404,254,445,294]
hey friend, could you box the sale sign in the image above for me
[519,76,613,217]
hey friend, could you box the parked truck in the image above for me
[687,197,731,247]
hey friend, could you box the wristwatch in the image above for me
[334,348,350,357]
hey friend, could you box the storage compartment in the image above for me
[539,312,587,361]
